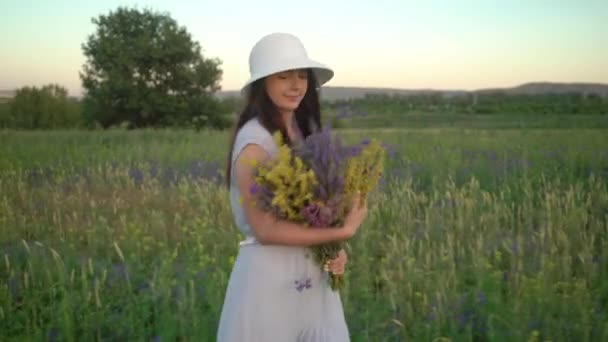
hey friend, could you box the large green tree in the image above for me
[80,7,229,129]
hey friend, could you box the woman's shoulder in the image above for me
[236,117,272,142]
[233,117,277,157]
[241,117,269,135]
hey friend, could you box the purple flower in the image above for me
[128,167,144,186]
[112,262,127,279]
[8,276,20,300]
[527,319,541,331]
[292,126,351,201]
[381,143,398,158]
[251,182,275,210]
[295,277,312,292]
[476,290,487,305]
[47,328,60,342]
[137,281,151,293]
[301,203,334,227]
[456,308,473,328]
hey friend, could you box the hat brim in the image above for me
[241,58,333,94]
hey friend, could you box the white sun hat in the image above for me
[241,32,334,93]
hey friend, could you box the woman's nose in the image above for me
[289,76,303,89]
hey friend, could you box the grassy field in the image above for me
[1,116,607,341]
[327,108,608,130]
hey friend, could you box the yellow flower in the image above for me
[253,132,318,221]
[344,139,386,207]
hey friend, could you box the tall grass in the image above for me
[1,125,607,341]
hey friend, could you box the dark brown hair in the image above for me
[225,69,322,187]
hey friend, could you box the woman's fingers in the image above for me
[326,252,346,274]
[326,261,344,274]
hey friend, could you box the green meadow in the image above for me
[1,114,607,341]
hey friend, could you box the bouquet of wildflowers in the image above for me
[249,126,385,290]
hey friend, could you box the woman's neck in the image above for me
[280,111,294,127]
[280,111,300,142]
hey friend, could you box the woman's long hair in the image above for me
[225,69,322,187]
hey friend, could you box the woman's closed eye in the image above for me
[276,71,307,80]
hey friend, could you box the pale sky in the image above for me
[1,0,607,96]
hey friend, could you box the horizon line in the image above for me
[2,80,608,97]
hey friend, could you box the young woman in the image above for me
[217,32,368,341]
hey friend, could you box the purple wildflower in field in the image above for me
[485,149,498,163]
[136,281,151,293]
[336,105,352,119]
[455,308,473,329]
[106,262,129,288]
[456,166,473,182]
[527,319,541,331]
[461,148,479,164]
[128,166,144,186]
[8,276,20,300]
[187,160,205,179]
[476,290,487,305]
[502,271,509,283]
[426,299,440,322]
[391,167,406,180]
[47,328,60,342]
[191,160,223,183]
[381,142,398,158]
[25,166,54,186]
[112,262,127,278]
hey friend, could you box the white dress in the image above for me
[216,117,350,341]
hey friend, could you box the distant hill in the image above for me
[478,82,608,96]
[218,82,608,101]
[216,86,467,101]
[0,90,15,99]
[2,82,607,102]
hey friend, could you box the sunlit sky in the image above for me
[1,0,607,96]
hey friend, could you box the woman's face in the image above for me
[264,69,308,114]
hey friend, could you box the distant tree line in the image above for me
[328,92,608,115]
[3,88,606,129]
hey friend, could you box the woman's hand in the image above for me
[325,249,348,275]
